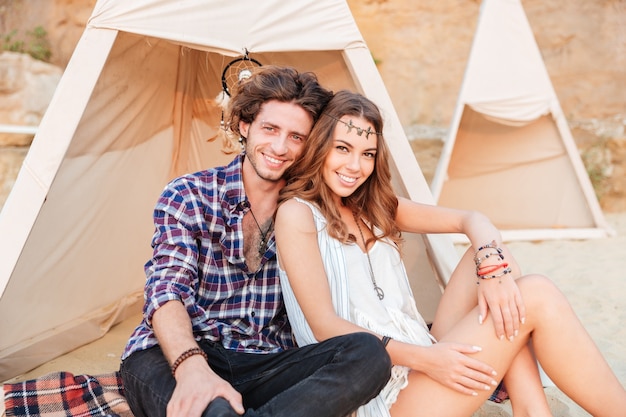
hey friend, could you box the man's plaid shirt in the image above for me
[122,154,295,360]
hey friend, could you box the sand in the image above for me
[3,212,625,417]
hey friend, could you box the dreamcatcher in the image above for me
[221,53,263,97]
[210,51,263,152]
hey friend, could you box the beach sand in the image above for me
[3,212,625,416]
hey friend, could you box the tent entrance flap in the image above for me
[438,107,596,231]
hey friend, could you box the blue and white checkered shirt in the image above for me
[122,154,295,360]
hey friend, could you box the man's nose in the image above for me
[271,135,289,155]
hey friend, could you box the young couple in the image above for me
[120,65,626,417]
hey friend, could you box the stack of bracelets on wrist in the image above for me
[473,240,511,284]
[170,347,208,377]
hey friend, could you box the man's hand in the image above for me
[152,302,244,416]
[167,355,244,417]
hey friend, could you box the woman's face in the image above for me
[322,115,378,202]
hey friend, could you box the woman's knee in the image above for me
[518,273,558,293]
[518,274,569,317]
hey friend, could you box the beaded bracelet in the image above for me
[382,336,392,348]
[475,268,512,285]
[479,266,512,280]
[474,250,504,266]
[171,347,208,377]
[475,240,500,254]
[477,262,509,276]
[473,240,511,283]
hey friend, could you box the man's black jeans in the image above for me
[120,332,391,417]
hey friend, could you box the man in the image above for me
[120,66,391,417]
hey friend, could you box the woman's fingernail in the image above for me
[478,314,483,324]
[514,330,519,337]
[499,335,504,341]
[473,345,482,352]
[484,385,490,390]
[521,317,526,325]
[509,335,514,342]
[491,379,498,386]
[472,392,478,397]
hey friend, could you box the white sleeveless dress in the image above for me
[279,199,435,417]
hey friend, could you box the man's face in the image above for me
[240,100,314,183]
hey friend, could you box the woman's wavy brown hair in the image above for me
[279,90,401,247]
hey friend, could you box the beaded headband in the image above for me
[323,114,382,140]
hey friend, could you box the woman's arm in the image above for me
[275,199,498,395]
[275,199,367,341]
[396,197,503,247]
[395,197,525,340]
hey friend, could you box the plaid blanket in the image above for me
[3,371,133,417]
[489,382,509,403]
[3,370,507,416]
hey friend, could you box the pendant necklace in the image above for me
[353,212,385,300]
[248,207,274,257]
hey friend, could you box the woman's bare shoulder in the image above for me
[276,198,315,226]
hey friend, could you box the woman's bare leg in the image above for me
[523,276,626,416]
[430,248,551,416]
[391,274,626,417]
[502,343,551,417]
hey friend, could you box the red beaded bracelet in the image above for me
[477,262,509,276]
[171,347,208,377]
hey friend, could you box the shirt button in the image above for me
[251,311,256,317]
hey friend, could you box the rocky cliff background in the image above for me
[1,0,624,211]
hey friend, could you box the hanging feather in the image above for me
[208,90,239,154]
[210,53,262,153]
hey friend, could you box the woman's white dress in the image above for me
[279,199,435,417]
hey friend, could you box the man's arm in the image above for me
[152,300,245,417]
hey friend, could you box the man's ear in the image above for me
[239,120,250,138]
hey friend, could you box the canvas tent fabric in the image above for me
[430,0,613,242]
[0,0,458,381]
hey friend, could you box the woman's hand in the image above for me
[419,342,499,396]
[476,264,525,341]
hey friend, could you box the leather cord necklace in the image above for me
[353,212,385,300]
[249,207,273,257]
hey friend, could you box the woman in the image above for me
[275,90,626,417]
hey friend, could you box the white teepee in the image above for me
[0,0,457,380]
[431,0,613,242]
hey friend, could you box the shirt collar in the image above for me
[224,153,248,214]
